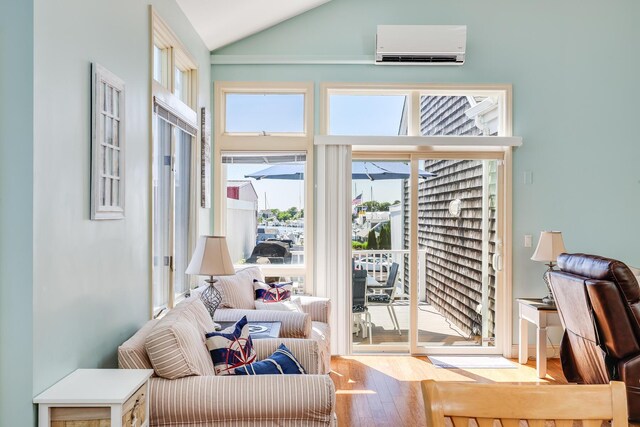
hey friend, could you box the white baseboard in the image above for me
[510,344,560,359]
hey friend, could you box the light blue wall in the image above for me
[212,0,640,344]
[30,0,210,415]
[0,1,34,425]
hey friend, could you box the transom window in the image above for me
[214,82,314,292]
[225,93,305,134]
[325,86,508,139]
[152,14,197,109]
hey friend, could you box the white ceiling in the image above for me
[176,0,332,51]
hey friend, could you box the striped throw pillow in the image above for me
[205,316,256,375]
[253,280,293,302]
[235,343,306,375]
[215,267,264,309]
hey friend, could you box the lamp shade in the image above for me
[186,235,235,277]
[531,231,567,263]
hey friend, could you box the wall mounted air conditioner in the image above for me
[375,25,466,65]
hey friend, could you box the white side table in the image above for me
[34,368,153,427]
[517,298,563,379]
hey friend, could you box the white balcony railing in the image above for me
[352,249,428,301]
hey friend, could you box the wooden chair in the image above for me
[421,380,629,427]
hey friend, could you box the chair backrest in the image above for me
[381,262,399,298]
[421,380,628,427]
[352,269,368,307]
[549,253,640,385]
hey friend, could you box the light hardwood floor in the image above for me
[329,356,567,427]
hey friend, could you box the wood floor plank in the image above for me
[330,356,567,427]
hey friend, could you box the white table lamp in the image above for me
[531,231,567,304]
[186,235,235,318]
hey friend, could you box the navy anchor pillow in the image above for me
[253,279,293,302]
[205,316,256,375]
[235,343,306,375]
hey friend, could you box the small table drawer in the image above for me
[122,384,147,427]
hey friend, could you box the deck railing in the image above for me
[352,249,428,301]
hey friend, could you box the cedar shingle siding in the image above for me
[405,96,497,340]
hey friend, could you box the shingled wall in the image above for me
[404,95,497,339]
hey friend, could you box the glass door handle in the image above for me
[492,253,503,272]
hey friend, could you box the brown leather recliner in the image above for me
[549,253,640,421]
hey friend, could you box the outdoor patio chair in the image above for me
[367,262,401,335]
[421,380,628,427]
[352,268,372,344]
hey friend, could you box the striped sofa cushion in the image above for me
[214,266,264,309]
[147,375,337,426]
[144,298,216,379]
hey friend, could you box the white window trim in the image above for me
[319,83,515,357]
[213,81,315,293]
[215,81,314,142]
[151,8,198,109]
[150,7,200,318]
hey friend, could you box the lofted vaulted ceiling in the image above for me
[176,0,332,51]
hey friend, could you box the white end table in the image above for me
[517,298,562,379]
[34,368,153,427]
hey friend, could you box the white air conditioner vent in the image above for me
[376,25,467,66]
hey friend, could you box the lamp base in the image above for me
[542,263,556,305]
[201,277,223,323]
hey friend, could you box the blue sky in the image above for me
[225,94,407,210]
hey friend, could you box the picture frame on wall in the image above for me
[201,107,211,209]
[91,63,125,220]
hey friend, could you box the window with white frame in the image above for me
[222,152,306,266]
[151,10,199,316]
[214,82,314,292]
[326,88,506,138]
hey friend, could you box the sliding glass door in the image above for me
[152,104,195,315]
[351,159,411,353]
[350,155,504,354]
[414,157,503,351]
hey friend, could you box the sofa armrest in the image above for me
[295,296,331,324]
[253,338,321,374]
[148,375,335,425]
[214,308,312,338]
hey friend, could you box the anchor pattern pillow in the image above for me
[235,343,306,375]
[253,280,293,302]
[205,316,256,375]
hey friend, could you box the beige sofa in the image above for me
[118,297,336,426]
[193,266,332,374]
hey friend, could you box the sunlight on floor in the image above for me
[335,355,557,383]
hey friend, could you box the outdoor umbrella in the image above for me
[245,161,435,181]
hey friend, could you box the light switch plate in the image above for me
[524,234,532,247]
